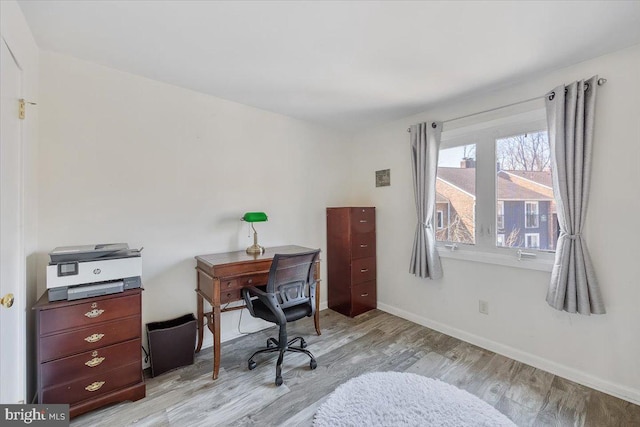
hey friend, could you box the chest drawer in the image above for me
[40,316,141,362]
[350,257,376,285]
[41,361,142,406]
[40,339,140,388]
[39,293,141,335]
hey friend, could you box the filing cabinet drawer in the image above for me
[351,257,376,284]
[351,281,376,317]
[351,232,376,259]
[39,339,140,388]
[41,361,142,406]
[39,293,141,335]
[350,208,375,233]
[40,316,141,362]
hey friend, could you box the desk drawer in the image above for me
[39,293,141,336]
[41,361,142,405]
[221,289,242,305]
[40,316,140,362]
[351,257,376,284]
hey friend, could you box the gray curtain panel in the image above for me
[545,75,605,314]
[409,121,443,279]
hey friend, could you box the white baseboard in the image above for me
[377,302,640,406]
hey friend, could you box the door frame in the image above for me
[0,35,27,404]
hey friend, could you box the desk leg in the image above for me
[314,262,321,335]
[212,305,221,380]
[196,293,204,353]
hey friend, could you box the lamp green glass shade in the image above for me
[241,212,268,255]
[242,212,268,222]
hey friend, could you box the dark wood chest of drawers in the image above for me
[327,207,377,317]
[33,289,145,418]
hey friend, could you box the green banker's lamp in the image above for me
[242,212,268,255]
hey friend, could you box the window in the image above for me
[525,201,539,228]
[525,233,540,249]
[436,210,444,229]
[436,144,476,245]
[496,201,504,230]
[436,108,557,269]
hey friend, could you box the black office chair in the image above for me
[242,249,320,386]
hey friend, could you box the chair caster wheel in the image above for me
[300,340,307,349]
[267,340,274,348]
[248,360,257,370]
[310,360,317,370]
[275,376,283,386]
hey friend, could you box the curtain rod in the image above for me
[406,77,607,132]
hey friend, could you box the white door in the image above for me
[0,38,26,404]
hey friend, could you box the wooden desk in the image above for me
[194,245,321,379]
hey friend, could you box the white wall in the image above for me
[1,0,39,402]
[37,51,352,352]
[349,44,640,404]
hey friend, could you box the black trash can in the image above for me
[146,313,196,377]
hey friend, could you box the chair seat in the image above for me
[252,299,312,324]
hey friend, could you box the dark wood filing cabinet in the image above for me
[327,207,377,317]
[33,289,145,418]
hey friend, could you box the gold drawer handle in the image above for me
[84,333,104,343]
[359,220,367,223]
[85,356,105,368]
[360,244,368,248]
[360,268,369,273]
[85,381,105,392]
[84,309,105,318]
[361,293,369,297]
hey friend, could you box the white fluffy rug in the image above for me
[313,372,516,427]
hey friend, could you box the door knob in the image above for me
[1,293,14,308]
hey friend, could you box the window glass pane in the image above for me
[436,144,476,244]
[496,131,558,251]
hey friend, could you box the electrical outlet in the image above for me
[479,300,489,315]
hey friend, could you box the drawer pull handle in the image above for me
[359,220,367,223]
[360,269,369,273]
[85,381,105,392]
[85,357,105,368]
[361,293,369,297]
[84,309,104,318]
[84,333,104,343]
[247,279,253,284]
[360,244,368,248]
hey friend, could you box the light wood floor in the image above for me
[71,309,640,426]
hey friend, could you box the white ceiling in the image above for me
[18,1,640,132]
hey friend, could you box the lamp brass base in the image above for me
[246,244,265,255]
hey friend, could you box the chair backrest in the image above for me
[266,250,320,309]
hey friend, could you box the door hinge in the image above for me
[18,98,25,120]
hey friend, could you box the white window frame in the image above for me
[525,201,539,228]
[497,233,505,247]
[436,210,444,229]
[525,233,540,249]
[496,200,504,230]
[436,107,554,272]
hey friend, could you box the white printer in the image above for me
[47,243,142,301]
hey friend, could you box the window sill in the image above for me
[437,246,553,272]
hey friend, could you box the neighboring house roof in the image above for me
[501,170,553,188]
[437,167,475,196]
[437,167,552,201]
